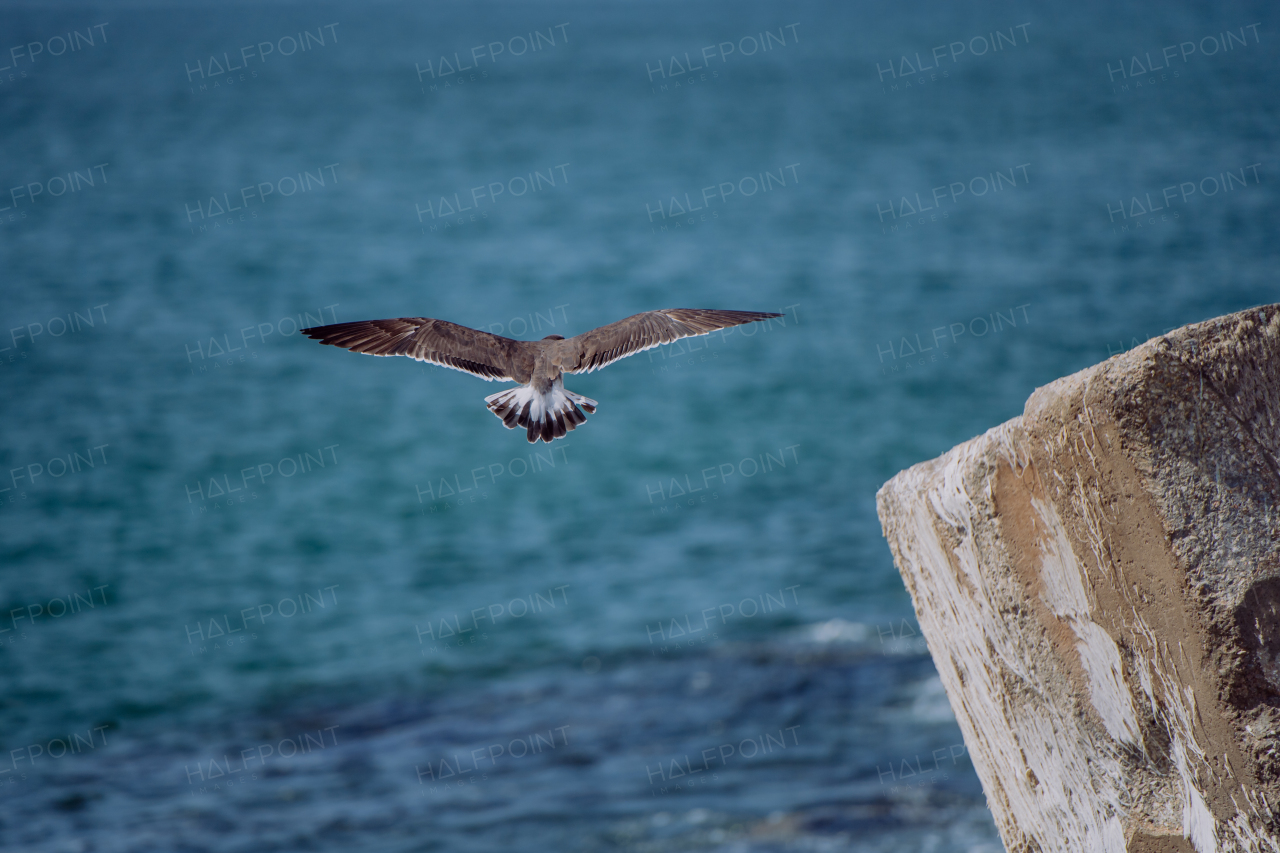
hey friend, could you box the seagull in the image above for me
[301,309,781,443]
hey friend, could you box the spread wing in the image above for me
[568,309,782,374]
[301,318,530,382]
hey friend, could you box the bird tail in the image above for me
[484,382,597,444]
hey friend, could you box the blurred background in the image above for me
[0,1,1275,850]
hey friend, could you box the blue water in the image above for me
[0,1,1276,850]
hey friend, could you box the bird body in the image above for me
[302,309,781,443]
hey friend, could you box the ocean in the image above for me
[0,1,1276,850]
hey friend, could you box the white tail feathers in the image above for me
[484,380,598,444]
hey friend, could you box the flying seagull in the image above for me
[301,309,781,443]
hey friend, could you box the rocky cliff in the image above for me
[877,306,1280,852]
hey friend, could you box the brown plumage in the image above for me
[302,309,782,443]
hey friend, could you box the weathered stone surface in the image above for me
[876,306,1280,853]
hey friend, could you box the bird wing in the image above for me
[566,309,783,374]
[301,318,530,382]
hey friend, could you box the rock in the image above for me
[876,306,1280,853]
